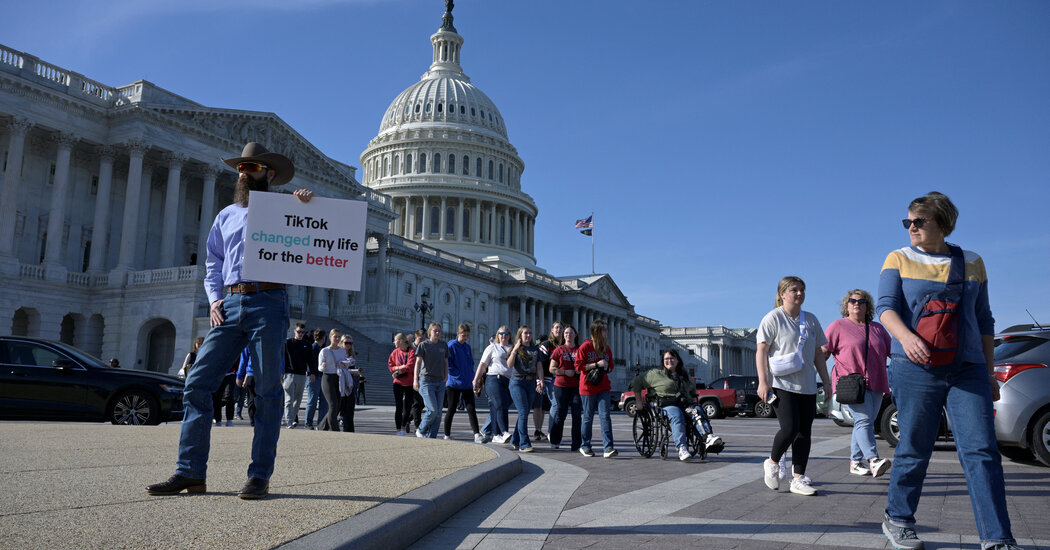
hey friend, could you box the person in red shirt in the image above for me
[575,319,616,458]
[388,333,417,436]
[548,324,582,451]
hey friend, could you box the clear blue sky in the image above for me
[4,0,1048,330]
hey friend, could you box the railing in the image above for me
[34,59,69,85]
[19,264,45,280]
[126,265,204,286]
[0,43,124,106]
[66,272,91,287]
[0,44,22,68]
[342,303,414,319]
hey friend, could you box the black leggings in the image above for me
[444,388,480,436]
[770,388,816,475]
[319,373,341,431]
[393,384,417,430]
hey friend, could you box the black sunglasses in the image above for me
[901,218,929,230]
[848,298,868,305]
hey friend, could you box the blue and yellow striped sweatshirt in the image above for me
[876,245,994,365]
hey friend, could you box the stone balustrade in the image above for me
[0,44,135,107]
[126,265,204,286]
[19,264,45,280]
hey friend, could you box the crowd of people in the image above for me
[145,145,1021,550]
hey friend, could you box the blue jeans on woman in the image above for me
[176,289,288,481]
[663,405,688,449]
[418,380,446,438]
[845,389,884,462]
[508,377,535,450]
[581,391,614,453]
[304,374,327,427]
[482,374,511,437]
[885,359,1015,547]
[549,385,582,450]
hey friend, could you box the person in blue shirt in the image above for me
[444,324,483,442]
[147,142,313,500]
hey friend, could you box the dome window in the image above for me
[475,158,482,177]
[462,155,469,176]
[415,104,420,113]
[460,105,466,114]
[414,207,423,236]
[488,160,493,180]
[425,103,432,113]
[430,206,440,235]
[437,103,443,113]
[433,154,441,173]
[445,207,455,235]
[393,155,400,175]
[480,109,485,119]
[406,154,413,174]
[448,154,455,174]
[499,163,503,183]
[463,208,471,238]
[471,107,476,117]
[419,153,427,173]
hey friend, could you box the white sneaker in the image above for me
[579,447,595,457]
[850,461,871,476]
[678,445,692,461]
[763,459,780,490]
[789,475,817,496]
[415,429,424,438]
[443,435,451,440]
[603,449,618,458]
[705,434,723,449]
[778,456,789,480]
[869,458,892,477]
[474,433,485,444]
[492,432,507,444]
[396,429,406,436]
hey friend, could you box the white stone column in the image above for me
[115,139,149,271]
[518,298,526,328]
[421,196,429,240]
[572,308,579,331]
[455,198,464,241]
[135,161,156,268]
[197,165,219,264]
[473,200,481,243]
[404,198,414,238]
[159,152,186,267]
[0,118,32,259]
[43,132,78,267]
[529,217,535,254]
[527,299,536,330]
[87,146,116,272]
[439,196,447,240]
[501,299,510,327]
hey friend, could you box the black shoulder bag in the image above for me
[834,323,868,405]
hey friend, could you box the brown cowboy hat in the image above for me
[223,142,295,186]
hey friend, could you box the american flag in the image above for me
[574,216,593,230]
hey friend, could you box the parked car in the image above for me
[0,336,185,425]
[826,385,951,448]
[993,324,1050,467]
[618,379,741,419]
[708,375,772,417]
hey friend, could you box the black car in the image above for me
[0,336,184,425]
[709,375,771,417]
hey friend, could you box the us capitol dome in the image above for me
[360,4,538,269]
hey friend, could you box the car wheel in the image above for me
[880,402,899,447]
[754,400,775,418]
[998,444,1034,463]
[701,400,723,420]
[109,390,159,425]
[624,399,637,418]
[1029,410,1050,467]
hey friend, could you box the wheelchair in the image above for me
[632,400,720,460]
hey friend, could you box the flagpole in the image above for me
[591,211,595,275]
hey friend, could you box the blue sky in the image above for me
[4,0,1048,330]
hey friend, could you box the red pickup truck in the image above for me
[618,382,744,419]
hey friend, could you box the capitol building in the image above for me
[0,6,754,393]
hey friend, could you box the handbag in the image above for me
[835,323,868,404]
[586,364,606,385]
[768,311,807,376]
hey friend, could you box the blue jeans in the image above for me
[543,379,557,434]
[845,389,884,462]
[581,391,614,452]
[663,405,688,449]
[509,377,535,449]
[304,374,327,426]
[550,385,582,450]
[885,359,1015,546]
[483,374,511,437]
[418,380,446,438]
[177,289,288,480]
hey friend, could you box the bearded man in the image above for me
[147,142,312,500]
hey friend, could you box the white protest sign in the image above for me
[241,191,368,291]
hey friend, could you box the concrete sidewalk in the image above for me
[0,423,520,550]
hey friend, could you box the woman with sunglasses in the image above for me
[876,192,1019,550]
[474,326,514,444]
[335,335,359,432]
[822,289,892,477]
[388,333,417,436]
[506,325,543,452]
[575,319,617,458]
[317,328,346,431]
[756,276,832,496]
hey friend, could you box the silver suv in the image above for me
[993,324,1050,467]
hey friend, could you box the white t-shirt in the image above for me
[757,307,827,395]
[480,343,512,378]
[318,347,347,375]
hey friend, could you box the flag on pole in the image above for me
[574,215,593,236]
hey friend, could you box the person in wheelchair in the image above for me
[633,349,724,461]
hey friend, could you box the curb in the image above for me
[277,445,523,550]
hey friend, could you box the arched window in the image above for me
[475,158,482,177]
[488,160,494,180]
[463,208,471,238]
[433,154,441,173]
[480,109,485,119]
[448,154,455,174]
[425,103,431,113]
[437,103,443,113]
[430,206,440,235]
[419,153,427,173]
[446,207,455,235]
[460,105,466,114]
[499,216,506,245]
[462,155,469,175]
[414,207,423,236]
[406,154,413,174]
[393,155,400,175]
[415,104,420,113]
[471,107,476,116]
[498,163,504,183]
[383,157,389,177]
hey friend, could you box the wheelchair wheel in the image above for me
[632,407,659,458]
[658,412,671,460]
[687,422,707,461]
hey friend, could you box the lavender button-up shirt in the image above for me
[204,203,255,303]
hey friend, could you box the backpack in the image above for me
[912,244,964,367]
